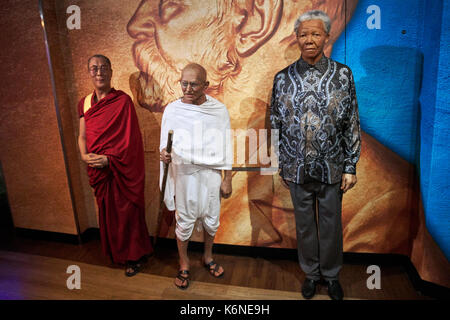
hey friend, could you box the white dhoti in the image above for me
[174,165,222,241]
[159,95,233,242]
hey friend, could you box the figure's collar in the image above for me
[93,87,114,101]
[297,54,329,73]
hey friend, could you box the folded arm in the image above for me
[78,117,108,168]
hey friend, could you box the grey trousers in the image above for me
[288,181,343,281]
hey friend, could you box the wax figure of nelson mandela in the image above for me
[270,10,361,300]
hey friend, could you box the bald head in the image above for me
[181,63,207,82]
[180,63,209,105]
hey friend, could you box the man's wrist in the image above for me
[343,164,356,175]
[223,171,232,182]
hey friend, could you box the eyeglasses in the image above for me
[179,81,204,89]
[89,65,110,75]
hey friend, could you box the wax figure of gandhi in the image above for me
[160,63,233,290]
[78,55,153,277]
[270,11,361,300]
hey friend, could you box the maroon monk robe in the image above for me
[78,88,153,264]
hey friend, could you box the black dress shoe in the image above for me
[327,280,344,300]
[301,278,318,299]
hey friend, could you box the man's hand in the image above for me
[220,170,232,198]
[82,153,109,168]
[341,173,357,193]
[160,148,171,164]
[220,179,232,198]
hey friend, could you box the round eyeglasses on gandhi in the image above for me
[179,80,205,89]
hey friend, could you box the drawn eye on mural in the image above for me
[159,1,184,23]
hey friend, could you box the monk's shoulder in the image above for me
[78,93,91,106]
[111,91,137,114]
[77,94,91,117]
[114,90,133,104]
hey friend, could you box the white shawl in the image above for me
[159,95,233,210]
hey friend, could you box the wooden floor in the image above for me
[0,226,431,300]
[0,250,326,300]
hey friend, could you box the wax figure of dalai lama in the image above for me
[77,54,152,276]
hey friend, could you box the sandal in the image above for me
[204,260,224,278]
[125,261,142,277]
[175,270,190,290]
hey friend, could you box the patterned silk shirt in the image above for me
[270,55,361,185]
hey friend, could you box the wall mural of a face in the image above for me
[127,0,355,113]
[128,0,237,111]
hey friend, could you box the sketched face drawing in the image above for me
[127,0,239,112]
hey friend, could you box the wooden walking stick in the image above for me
[154,130,174,246]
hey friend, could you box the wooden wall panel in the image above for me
[0,0,77,234]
